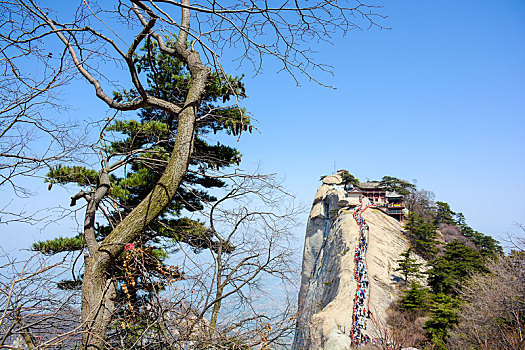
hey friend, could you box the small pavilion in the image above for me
[385,191,405,220]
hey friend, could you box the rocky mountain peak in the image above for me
[293,174,424,349]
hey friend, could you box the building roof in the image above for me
[386,191,402,198]
[358,182,384,189]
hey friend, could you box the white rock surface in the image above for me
[322,174,343,185]
[338,197,360,208]
[293,180,424,349]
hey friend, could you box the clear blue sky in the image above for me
[1,0,524,251]
[235,0,525,244]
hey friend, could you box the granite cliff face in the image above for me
[293,175,423,349]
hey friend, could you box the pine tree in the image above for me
[434,201,455,225]
[399,281,429,311]
[456,222,502,257]
[453,212,466,227]
[426,240,486,295]
[395,247,423,283]
[423,293,461,349]
[434,207,504,257]
[405,212,439,259]
[33,41,250,345]
[339,170,359,186]
[379,176,415,196]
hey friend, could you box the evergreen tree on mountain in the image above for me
[426,240,486,295]
[423,293,462,349]
[395,247,424,283]
[392,195,503,349]
[406,199,502,258]
[339,170,359,186]
[405,212,439,259]
[32,42,249,343]
[437,204,502,256]
[379,176,415,196]
[434,201,455,225]
[453,214,502,257]
[454,212,467,227]
[399,281,429,311]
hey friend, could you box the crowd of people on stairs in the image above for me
[350,196,373,346]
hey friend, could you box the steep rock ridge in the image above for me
[293,175,420,349]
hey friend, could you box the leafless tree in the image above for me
[448,229,525,350]
[192,172,299,348]
[0,1,85,230]
[0,2,80,198]
[405,189,436,220]
[502,223,525,253]
[0,251,81,349]
[95,172,300,349]
[365,303,429,350]
[1,0,385,347]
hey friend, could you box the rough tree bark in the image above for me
[80,74,209,347]
[79,27,210,350]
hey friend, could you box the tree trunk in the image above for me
[209,284,223,331]
[76,2,210,345]
[80,57,210,349]
[81,256,116,349]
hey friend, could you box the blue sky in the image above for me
[1,0,524,252]
[235,0,525,243]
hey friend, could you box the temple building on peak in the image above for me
[342,179,407,221]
